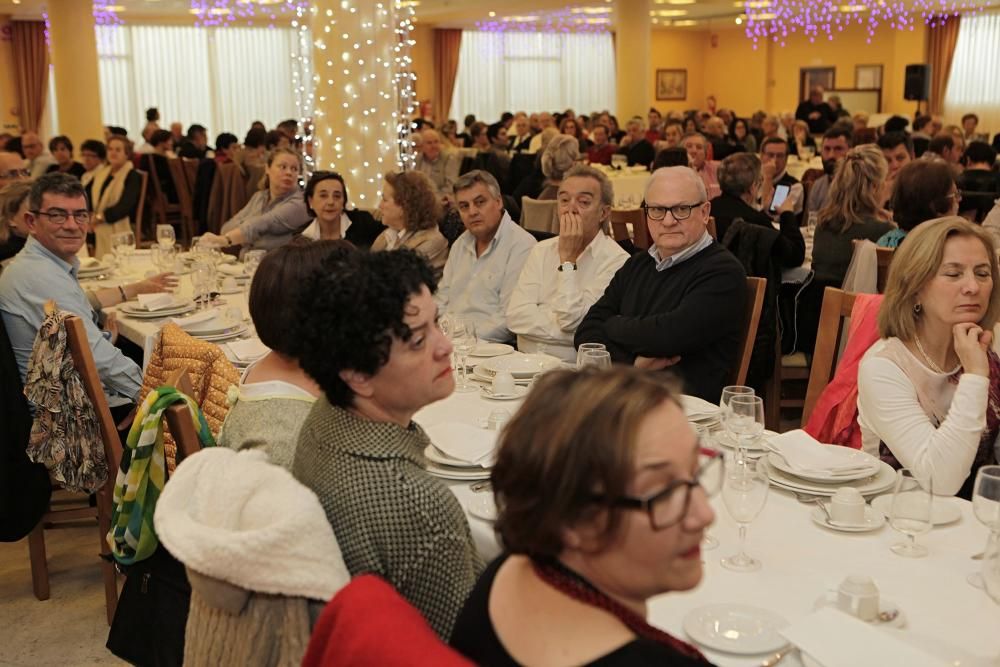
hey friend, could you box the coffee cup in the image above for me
[492,370,516,396]
[836,574,880,621]
[487,409,512,431]
[830,487,866,524]
[221,276,238,292]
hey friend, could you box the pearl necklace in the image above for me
[913,334,946,374]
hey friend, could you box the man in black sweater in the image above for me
[575,167,747,402]
[795,86,837,135]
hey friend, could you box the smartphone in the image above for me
[769,184,791,213]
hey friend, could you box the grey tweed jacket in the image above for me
[292,398,483,639]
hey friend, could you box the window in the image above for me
[944,11,1000,135]
[96,24,309,142]
[450,30,616,122]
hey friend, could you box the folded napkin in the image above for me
[79,257,101,269]
[226,338,269,362]
[172,308,218,328]
[681,395,720,419]
[780,607,946,667]
[217,263,246,277]
[769,429,875,474]
[136,293,175,311]
[423,422,498,466]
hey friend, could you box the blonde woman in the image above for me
[538,134,581,200]
[86,135,141,258]
[858,217,1000,498]
[811,144,894,285]
[373,171,448,278]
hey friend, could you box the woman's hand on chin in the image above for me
[953,322,992,377]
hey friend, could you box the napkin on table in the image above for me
[226,338,269,362]
[681,395,720,420]
[172,308,218,328]
[217,263,246,277]
[136,293,175,311]
[780,607,946,667]
[79,257,101,269]
[423,422,498,466]
[769,429,874,474]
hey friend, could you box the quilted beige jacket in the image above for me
[140,324,239,471]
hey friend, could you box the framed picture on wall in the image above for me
[855,64,883,90]
[799,67,835,100]
[656,69,687,101]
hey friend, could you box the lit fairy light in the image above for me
[742,0,982,48]
[475,7,612,35]
[189,1,308,29]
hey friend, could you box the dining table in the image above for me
[415,387,1000,667]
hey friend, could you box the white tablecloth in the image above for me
[786,156,823,182]
[592,165,650,209]
[421,389,1000,667]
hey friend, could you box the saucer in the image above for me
[813,594,906,629]
[466,494,497,522]
[870,494,962,526]
[683,604,789,655]
[810,505,885,532]
[479,385,529,401]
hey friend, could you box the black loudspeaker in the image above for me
[904,64,930,101]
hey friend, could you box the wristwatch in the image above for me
[558,261,577,272]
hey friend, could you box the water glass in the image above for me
[889,468,933,558]
[112,231,135,273]
[451,318,478,393]
[576,343,606,369]
[190,260,215,311]
[969,466,1000,589]
[721,459,769,572]
[983,529,1000,604]
[579,350,612,370]
[156,224,176,249]
[727,394,764,463]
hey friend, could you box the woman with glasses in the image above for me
[450,367,720,666]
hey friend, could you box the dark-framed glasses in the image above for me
[642,201,705,222]
[592,446,724,530]
[1,168,31,180]
[31,209,92,225]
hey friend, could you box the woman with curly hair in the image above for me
[372,171,449,278]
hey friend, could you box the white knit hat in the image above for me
[154,448,350,601]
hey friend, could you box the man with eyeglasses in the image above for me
[0,173,143,422]
[21,132,56,180]
[0,151,30,189]
[575,166,747,403]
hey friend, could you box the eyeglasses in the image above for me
[642,201,706,222]
[1,169,30,180]
[591,446,724,530]
[31,209,92,225]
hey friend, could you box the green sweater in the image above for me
[292,398,483,639]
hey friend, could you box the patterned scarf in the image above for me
[531,556,711,664]
[108,385,216,565]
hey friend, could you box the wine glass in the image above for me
[112,231,135,274]
[190,260,215,311]
[576,343,606,369]
[727,394,764,463]
[692,423,720,551]
[719,385,754,447]
[983,529,1000,603]
[721,458,769,572]
[451,318,478,393]
[889,468,933,558]
[156,224,176,249]
[579,350,612,369]
[969,465,1000,589]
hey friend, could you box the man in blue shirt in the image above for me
[0,173,142,418]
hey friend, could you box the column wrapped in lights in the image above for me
[306,0,417,206]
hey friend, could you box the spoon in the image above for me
[876,608,900,623]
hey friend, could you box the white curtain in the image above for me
[944,10,1000,135]
[450,30,616,123]
[96,24,306,141]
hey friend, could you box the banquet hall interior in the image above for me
[2,0,1000,665]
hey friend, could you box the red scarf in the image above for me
[531,557,711,664]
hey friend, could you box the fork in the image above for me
[470,480,492,493]
[760,646,798,666]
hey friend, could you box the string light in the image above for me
[301,0,417,203]
[189,0,308,28]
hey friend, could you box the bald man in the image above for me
[0,151,29,189]
[414,128,460,202]
[20,132,55,180]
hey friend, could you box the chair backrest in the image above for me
[167,157,194,219]
[520,197,558,233]
[610,208,650,250]
[801,287,858,425]
[64,316,122,475]
[731,277,767,386]
[133,169,149,248]
[707,215,718,240]
[848,239,894,293]
[161,367,202,463]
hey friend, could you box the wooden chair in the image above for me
[610,208,650,250]
[166,157,197,246]
[520,197,558,234]
[161,367,203,462]
[145,156,182,231]
[801,287,858,425]
[133,169,149,248]
[28,312,123,624]
[848,239,894,293]
[707,215,718,241]
[731,277,767,386]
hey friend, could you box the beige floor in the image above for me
[0,518,125,667]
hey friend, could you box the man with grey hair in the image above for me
[710,152,804,267]
[576,166,747,402]
[20,132,55,180]
[616,117,655,168]
[507,165,628,361]
[437,170,536,343]
[415,128,460,203]
[528,112,556,154]
[0,151,30,189]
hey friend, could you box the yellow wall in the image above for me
[0,16,21,133]
[649,29,705,113]
[410,24,435,111]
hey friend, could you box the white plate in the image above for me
[423,445,490,470]
[812,594,906,629]
[466,494,497,522]
[480,385,529,401]
[768,452,881,484]
[425,462,491,481]
[810,505,886,532]
[683,604,789,655]
[682,395,721,420]
[120,297,189,312]
[869,494,963,526]
[192,325,249,342]
[480,352,562,378]
[217,285,244,295]
[183,316,243,336]
[715,430,779,452]
[762,459,896,497]
[119,303,196,319]
[472,366,532,385]
[78,263,111,275]
[468,343,514,358]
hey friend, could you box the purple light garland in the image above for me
[742,0,982,48]
[93,1,124,29]
[475,7,611,35]
[189,1,308,29]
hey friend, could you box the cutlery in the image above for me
[470,480,491,492]
[876,609,899,623]
[760,646,798,666]
[814,498,834,522]
[972,551,985,560]
[794,492,821,503]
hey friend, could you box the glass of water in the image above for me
[889,468,933,558]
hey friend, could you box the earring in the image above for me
[913,303,922,314]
